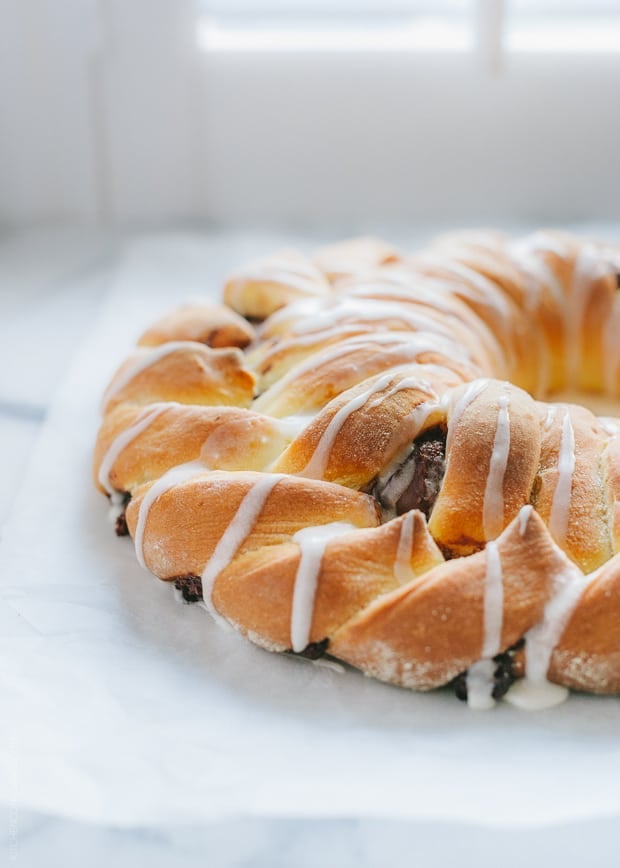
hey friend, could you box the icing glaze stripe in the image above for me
[102,341,200,410]
[506,553,592,710]
[548,411,576,547]
[480,541,504,659]
[466,541,504,710]
[445,379,489,453]
[289,297,455,338]
[201,474,285,622]
[98,403,172,496]
[482,395,511,540]
[253,329,473,415]
[300,372,399,479]
[290,522,356,652]
[393,511,417,584]
[135,460,207,569]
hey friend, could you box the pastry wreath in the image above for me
[94,231,620,710]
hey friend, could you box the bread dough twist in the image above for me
[94,231,620,709]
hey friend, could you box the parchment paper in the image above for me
[1,232,620,830]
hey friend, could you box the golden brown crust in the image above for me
[95,229,620,704]
[429,381,541,556]
[330,510,561,690]
[532,404,614,571]
[271,366,457,489]
[548,554,620,694]
[125,471,381,578]
[213,512,443,652]
[313,236,402,282]
[138,303,255,350]
[101,343,256,414]
[223,250,331,319]
[93,404,293,495]
[254,333,475,418]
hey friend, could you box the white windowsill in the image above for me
[197,15,620,55]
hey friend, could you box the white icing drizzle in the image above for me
[288,297,455,339]
[393,511,417,584]
[300,372,399,478]
[530,231,569,260]
[480,542,504,659]
[253,329,472,415]
[548,410,576,547]
[466,541,503,710]
[600,417,620,436]
[275,414,318,439]
[134,460,207,569]
[466,660,497,712]
[543,405,557,431]
[346,271,511,373]
[300,370,440,481]
[290,521,356,652]
[505,556,592,711]
[229,258,325,297]
[507,239,569,397]
[518,504,534,537]
[445,379,489,453]
[261,296,325,331]
[260,324,366,358]
[101,342,199,410]
[482,394,511,540]
[420,255,512,319]
[399,399,442,437]
[318,257,376,277]
[200,474,285,624]
[98,403,171,496]
[346,277,457,315]
[366,377,436,411]
[509,237,566,309]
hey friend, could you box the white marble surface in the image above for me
[2,809,620,868]
[0,227,119,531]
[1,224,619,867]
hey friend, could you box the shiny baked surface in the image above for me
[94,230,620,709]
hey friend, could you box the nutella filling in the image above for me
[114,492,131,537]
[453,639,524,702]
[375,426,447,519]
[174,575,204,603]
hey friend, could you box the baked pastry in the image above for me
[94,232,620,710]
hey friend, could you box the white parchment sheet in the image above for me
[1,233,619,830]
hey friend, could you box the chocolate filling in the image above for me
[375,427,447,519]
[453,639,525,702]
[174,574,204,603]
[296,638,330,660]
[114,492,131,537]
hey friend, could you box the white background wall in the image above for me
[1,0,619,229]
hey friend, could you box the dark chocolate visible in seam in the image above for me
[375,426,447,519]
[114,492,131,537]
[453,639,525,702]
[174,575,204,603]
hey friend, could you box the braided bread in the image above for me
[94,230,620,710]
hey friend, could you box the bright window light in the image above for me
[196,3,620,57]
[508,18,620,53]
[197,17,472,53]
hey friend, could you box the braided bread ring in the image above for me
[94,231,620,710]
